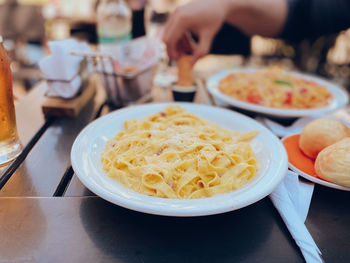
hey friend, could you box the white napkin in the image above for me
[254,116,323,262]
[39,39,90,98]
[255,116,314,137]
[270,171,322,262]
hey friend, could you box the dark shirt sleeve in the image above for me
[280,0,350,41]
[210,23,250,56]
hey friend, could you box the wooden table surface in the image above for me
[1,61,350,262]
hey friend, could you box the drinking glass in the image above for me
[0,37,22,166]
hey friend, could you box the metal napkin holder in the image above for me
[70,51,155,107]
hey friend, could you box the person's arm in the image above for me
[225,0,287,37]
[162,0,288,62]
[163,0,350,62]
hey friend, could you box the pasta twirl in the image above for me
[101,106,258,199]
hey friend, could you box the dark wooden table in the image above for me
[1,71,350,263]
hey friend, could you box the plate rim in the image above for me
[281,134,350,191]
[207,68,349,118]
[71,102,289,216]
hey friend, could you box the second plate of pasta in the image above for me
[71,103,287,216]
[207,67,348,118]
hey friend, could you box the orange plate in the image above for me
[282,134,319,178]
[283,133,350,191]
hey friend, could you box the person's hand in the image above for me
[162,0,231,63]
[162,0,288,63]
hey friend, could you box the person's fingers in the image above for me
[163,10,182,59]
[163,8,190,60]
[166,26,183,59]
[162,8,177,45]
[192,31,214,63]
[176,34,193,54]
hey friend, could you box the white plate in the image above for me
[207,68,349,118]
[282,134,350,191]
[71,103,288,216]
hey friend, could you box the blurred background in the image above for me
[1,0,350,101]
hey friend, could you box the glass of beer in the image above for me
[0,36,22,166]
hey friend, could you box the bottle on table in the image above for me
[97,0,132,52]
[0,36,22,166]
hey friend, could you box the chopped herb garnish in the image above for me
[274,79,292,86]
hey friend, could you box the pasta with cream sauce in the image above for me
[101,106,258,199]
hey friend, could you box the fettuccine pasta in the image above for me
[218,67,332,109]
[101,106,258,199]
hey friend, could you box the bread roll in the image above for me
[299,118,350,159]
[315,137,350,187]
